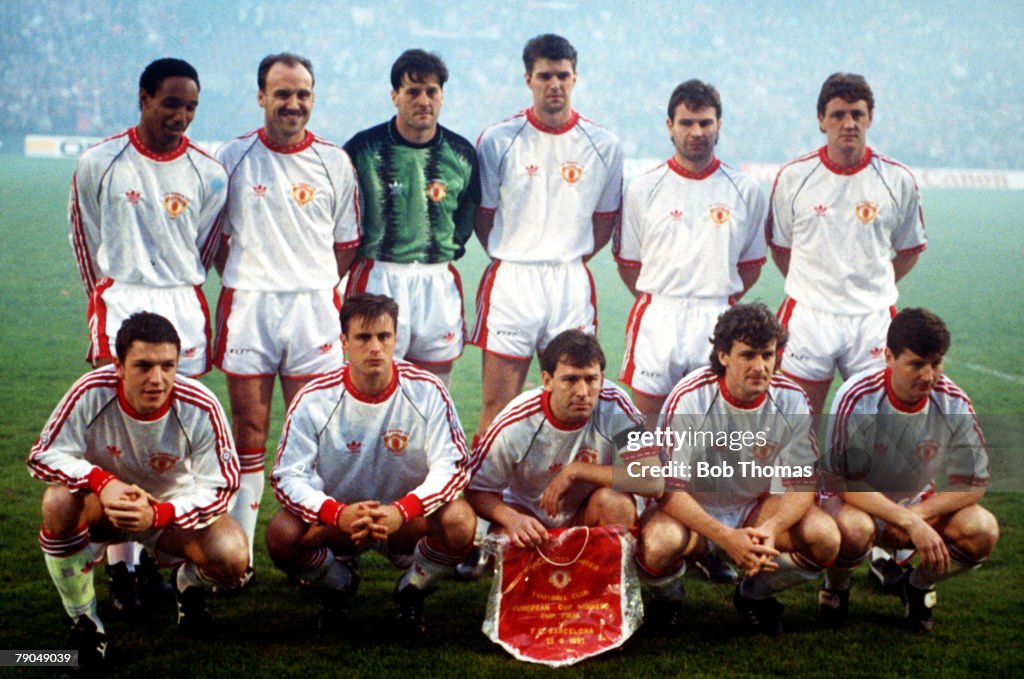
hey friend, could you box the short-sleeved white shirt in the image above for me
[217,129,361,291]
[614,157,766,298]
[476,108,623,263]
[766,147,926,314]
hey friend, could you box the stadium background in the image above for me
[1,1,1022,676]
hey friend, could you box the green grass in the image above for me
[1,156,1022,677]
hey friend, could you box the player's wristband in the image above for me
[87,468,117,495]
[318,499,347,527]
[148,500,175,529]
[392,494,423,522]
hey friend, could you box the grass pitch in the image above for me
[0,157,1022,677]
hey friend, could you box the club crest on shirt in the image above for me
[855,200,878,224]
[383,429,409,454]
[125,190,141,205]
[916,439,940,463]
[560,161,584,184]
[576,447,598,464]
[149,452,178,473]
[750,440,779,463]
[425,180,447,203]
[709,204,731,226]
[291,182,315,206]
[163,192,188,218]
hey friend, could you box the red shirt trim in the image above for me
[129,126,189,161]
[258,128,315,154]
[394,493,424,521]
[117,383,173,421]
[718,377,767,410]
[667,156,720,180]
[87,467,117,494]
[149,500,176,529]
[819,145,873,175]
[884,368,928,413]
[526,108,580,135]
[343,363,399,404]
[318,498,346,527]
[541,391,588,431]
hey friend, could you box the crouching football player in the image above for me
[27,313,248,669]
[818,308,998,630]
[266,294,476,638]
[466,330,655,550]
[638,303,839,633]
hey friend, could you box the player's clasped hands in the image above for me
[100,480,155,532]
[720,526,780,577]
[337,501,405,545]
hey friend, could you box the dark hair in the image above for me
[817,72,874,116]
[709,304,788,377]
[540,330,605,375]
[139,58,199,99]
[340,293,399,335]
[390,49,448,91]
[115,312,181,363]
[258,53,315,91]
[887,308,950,359]
[522,34,577,73]
[667,79,722,120]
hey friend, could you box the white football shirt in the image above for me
[476,109,623,263]
[69,128,227,293]
[217,129,361,291]
[766,147,926,314]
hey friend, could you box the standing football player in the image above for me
[213,53,361,583]
[344,49,479,386]
[766,73,926,421]
[471,34,623,437]
[68,57,228,613]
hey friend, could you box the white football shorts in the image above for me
[469,259,597,359]
[777,298,894,383]
[213,288,343,378]
[620,294,729,397]
[345,259,465,365]
[88,279,211,377]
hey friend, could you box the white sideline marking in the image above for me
[961,362,1024,385]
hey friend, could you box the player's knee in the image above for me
[436,499,477,551]
[960,506,1000,560]
[640,516,688,572]
[803,510,841,563]
[836,506,875,556]
[40,486,84,534]
[592,489,637,527]
[265,509,306,565]
[203,517,249,581]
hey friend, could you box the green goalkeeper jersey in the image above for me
[344,118,480,264]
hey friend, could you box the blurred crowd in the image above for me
[2,0,1021,168]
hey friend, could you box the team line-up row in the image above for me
[33,32,996,667]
